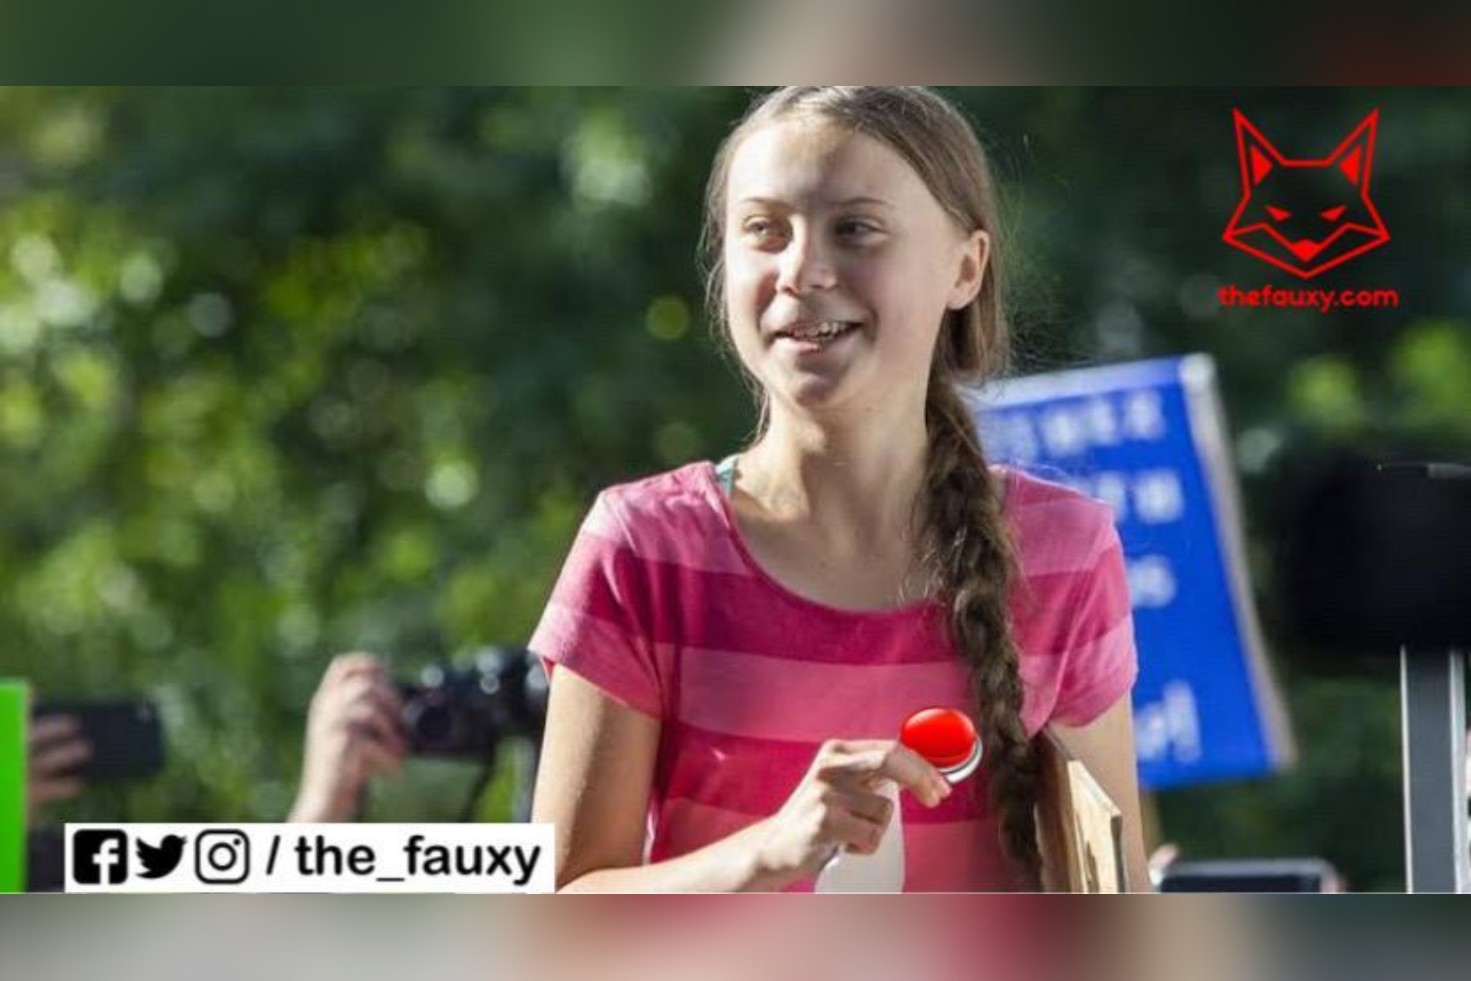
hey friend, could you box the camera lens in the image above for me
[404,696,459,751]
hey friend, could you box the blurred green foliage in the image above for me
[1,88,1466,889]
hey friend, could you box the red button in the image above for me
[901,708,978,769]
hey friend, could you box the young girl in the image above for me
[530,86,1147,891]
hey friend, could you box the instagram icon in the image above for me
[194,829,251,885]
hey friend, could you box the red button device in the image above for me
[901,708,982,783]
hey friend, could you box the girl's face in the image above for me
[722,118,987,421]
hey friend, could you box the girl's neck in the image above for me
[738,401,929,551]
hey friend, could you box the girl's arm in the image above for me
[530,665,782,892]
[1049,696,1152,892]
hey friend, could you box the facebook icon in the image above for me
[72,829,129,884]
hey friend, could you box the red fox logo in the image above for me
[1223,109,1389,279]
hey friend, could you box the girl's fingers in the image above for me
[324,673,379,708]
[874,745,951,807]
[823,742,950,807]
[327,676,402,728]
[30,776,85,805]
[363,682,406,730]
[356,680,408,754]
[824,808,887,856]
[325,652,384,683]
[844,787,896,827]
[337,674,402,712]
[347,703,409,759]
[29,714,82,750]
[315,653,389,703]
[312,675,409,759]
[31,737,92,777]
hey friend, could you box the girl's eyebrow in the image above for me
[735,195,895,210]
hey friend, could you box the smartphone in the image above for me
[32,700,165,782]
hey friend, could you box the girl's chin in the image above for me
[769,373,862,416]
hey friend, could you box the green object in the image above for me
[0,680,27,893]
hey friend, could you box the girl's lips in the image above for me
[769,318,862,339]
[773,327,859,353]
[769,320,862,346]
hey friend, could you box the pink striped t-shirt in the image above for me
[530,460,1137,891]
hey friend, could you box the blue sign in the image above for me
[971,355,1293,791]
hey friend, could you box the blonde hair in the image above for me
[700,86,1041,889]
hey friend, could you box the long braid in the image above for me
[917,379,1043,890]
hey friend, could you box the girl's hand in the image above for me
[27,714,92,823]
[288,653,409,822]
[748,739,952,890]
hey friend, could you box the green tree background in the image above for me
[2,88,1466,890]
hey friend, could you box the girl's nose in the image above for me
[776,229,837,295]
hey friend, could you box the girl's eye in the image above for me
[741,219,786,244]
[836,219,879,238]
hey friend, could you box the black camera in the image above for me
[397,645,548,762]
[1275,452,1471,660]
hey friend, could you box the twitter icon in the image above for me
[136,835,186,879]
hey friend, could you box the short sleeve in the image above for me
[1049,519,1139,728]
[528,491,665,719]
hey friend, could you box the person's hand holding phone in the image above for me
[27,714,91,824]
[746,739,951,890]
[288,653,409,822]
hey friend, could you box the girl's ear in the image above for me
[946,230,990,311]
